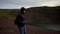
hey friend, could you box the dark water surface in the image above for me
[30,23,60,31]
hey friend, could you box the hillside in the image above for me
[26,6,60,24]
[0,6,60,24]
[0,9,19,19]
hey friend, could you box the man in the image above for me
[15,7,26,34]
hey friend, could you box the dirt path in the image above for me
[0,17,60,34]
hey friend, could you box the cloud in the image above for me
[0,0,52,6]
[0,0,60,9]
[41,1,60,7]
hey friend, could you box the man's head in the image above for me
[20,7,26,14]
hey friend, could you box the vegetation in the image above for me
[26,6,60,24]
[0,9,19,19]
[0,6,60,24]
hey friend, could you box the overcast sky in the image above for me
[0,0,60,9]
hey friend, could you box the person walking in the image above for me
[15,7,26,34]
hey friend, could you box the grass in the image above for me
[0,9,19,19]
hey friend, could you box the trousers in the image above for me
[18,26,26,34]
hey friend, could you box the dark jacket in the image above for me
[15,15,25,27]
[15,7,26,27]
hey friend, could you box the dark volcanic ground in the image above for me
[0,17,60,34]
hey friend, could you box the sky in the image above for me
[0,0,60,9]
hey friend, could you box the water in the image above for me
[30,23,60,31]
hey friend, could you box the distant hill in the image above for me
[26,6,60,24]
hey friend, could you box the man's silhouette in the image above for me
[15,7,26,34]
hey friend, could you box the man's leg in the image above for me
[19,26,25,34]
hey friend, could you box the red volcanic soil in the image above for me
[0,17,19,34]
[0,16,60,34]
